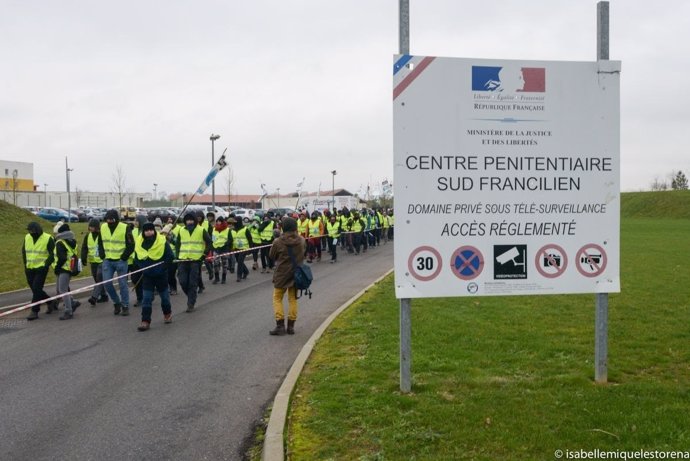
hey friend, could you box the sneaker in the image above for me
[137,321,150,331]
[88,297,97,306]
[26,311,39,321]
[185,304,195,313]
[164,314,173,324]
[121,307,130,316]
[113,303,122,315]
[59,312,73,320]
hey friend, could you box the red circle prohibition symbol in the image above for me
[535,244,568,279]
[407,246,443,282]
[450,245,484,280]
[575,244,607,278]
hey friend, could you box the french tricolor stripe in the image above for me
[393,56,436,100]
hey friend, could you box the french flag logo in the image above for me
[472,66,545,92]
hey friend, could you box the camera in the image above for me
[580,254,601,265]
[543,254,561,267]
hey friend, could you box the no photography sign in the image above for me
[393,55,621,298]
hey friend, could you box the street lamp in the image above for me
[65,157,74,221]
[210,134,221,209]
[43,183,48,207]
[331,170,337,209]
[153,183,158,201]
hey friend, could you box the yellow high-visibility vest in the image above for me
[100,222,128,259]
[86,233,103,264]
[213,228,230,249]
[135,234,166,261]
[178,225,205,260]
[24,233,51,269]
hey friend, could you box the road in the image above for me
[0,243,393,461]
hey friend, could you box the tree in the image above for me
[671,170,688,190]
[650,176,668,191]
[223,166,235,205]
[111,164,127,209]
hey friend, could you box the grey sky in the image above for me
[1,1,687,197]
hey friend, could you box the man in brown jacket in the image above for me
[268,216,306,335]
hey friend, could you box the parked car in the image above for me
[118,206,137,222]
[147,207,178,223]
[85,208,107,220]
[185,205,228,220]
[21,206,41,214]
[232,208,255,223]
[253,209,267,219]
[267,207,296,218]
[36,207,79,223]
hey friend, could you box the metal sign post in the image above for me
[399,0,412,394]
[594,0,610,384]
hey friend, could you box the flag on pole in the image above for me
[195,151,228,195]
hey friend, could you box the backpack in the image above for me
[287,246,313,299]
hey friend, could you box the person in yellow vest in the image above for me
[349,210,366,255]
[203,212,216,280]
[129,215,147,307]
[175,212,213,312]
[258,213,276,273]
[232,217,254,282]
[97,209,135,316]
[195,210,209,294]
[211,216,233,284]
[268,217,306,336]
[297,212,309,239]
[134,222,174,331]
[23,222,56,321]
[80,219,108,306]
[381,209,391,244]
[386,209,395,241]
[249,216,262,271]
[306,211,324,263]
[164,216,181,295]
[325,214,341,263]
[53,223,81,320]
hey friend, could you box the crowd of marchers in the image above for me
[21,206,394,334]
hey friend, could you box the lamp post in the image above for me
[331,170,337,209]
[43,183,48,207]
[65,157,74,221]
[153,183,158,201]
[210,134,220,208]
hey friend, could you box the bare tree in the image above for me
[111,164,127,209]
[650,176,668,191]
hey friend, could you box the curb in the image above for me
[262,268,394,461]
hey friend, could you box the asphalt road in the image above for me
[0,243,393,461]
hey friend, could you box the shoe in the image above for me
[164,314,173,324]
[133,300,141,307]
[169,290,178,296]
[26,311,39,321]
[113,303,122,315]
[198,287,204,294]
[316,257,321,262]
[221,275,226,284]
[137,321,150,331]
[260,268,266,274]
[208,272,214,280]
[212,279,219,285]
[330,260,335,264]
[269,320,286,336]
[252,262,258,271]
[236,278,241,282]
[121,307,130,316]
[186,304,195,313]
[59,312,73,320]
[88,297,97,306]
[72,301,81,310]
[287,320,295,335]
[97,295,109,303]
[46,300,57,314]
[307,259,313,264]
[242,272,247,280]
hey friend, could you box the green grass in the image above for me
[283,216,690,460]
[0,201,92,294]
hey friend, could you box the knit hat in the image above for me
[142,222,156,232]
[153,217,163,228]
[104,209,119,221]
[26,222,42,234]
[183,212,196,222]
[282,217,297,232]
[57,223,70,233]
[88,218,100,228]
[53,221,65,234]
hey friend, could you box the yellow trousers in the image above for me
[273,287,298,321]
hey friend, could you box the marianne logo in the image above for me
[472,65,545,92]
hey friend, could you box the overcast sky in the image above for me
[1,0,688,198]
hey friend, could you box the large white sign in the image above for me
[393,55,621,298]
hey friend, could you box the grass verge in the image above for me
[285,217,690,460]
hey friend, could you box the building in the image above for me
[1,160,34,192]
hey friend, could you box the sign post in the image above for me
[393,4,620,391]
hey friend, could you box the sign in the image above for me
[393,55,621,298]
[407,246,443,281]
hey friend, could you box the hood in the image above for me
[135,215,148,228]
[280,232,303,247]
[55,230,76,243]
